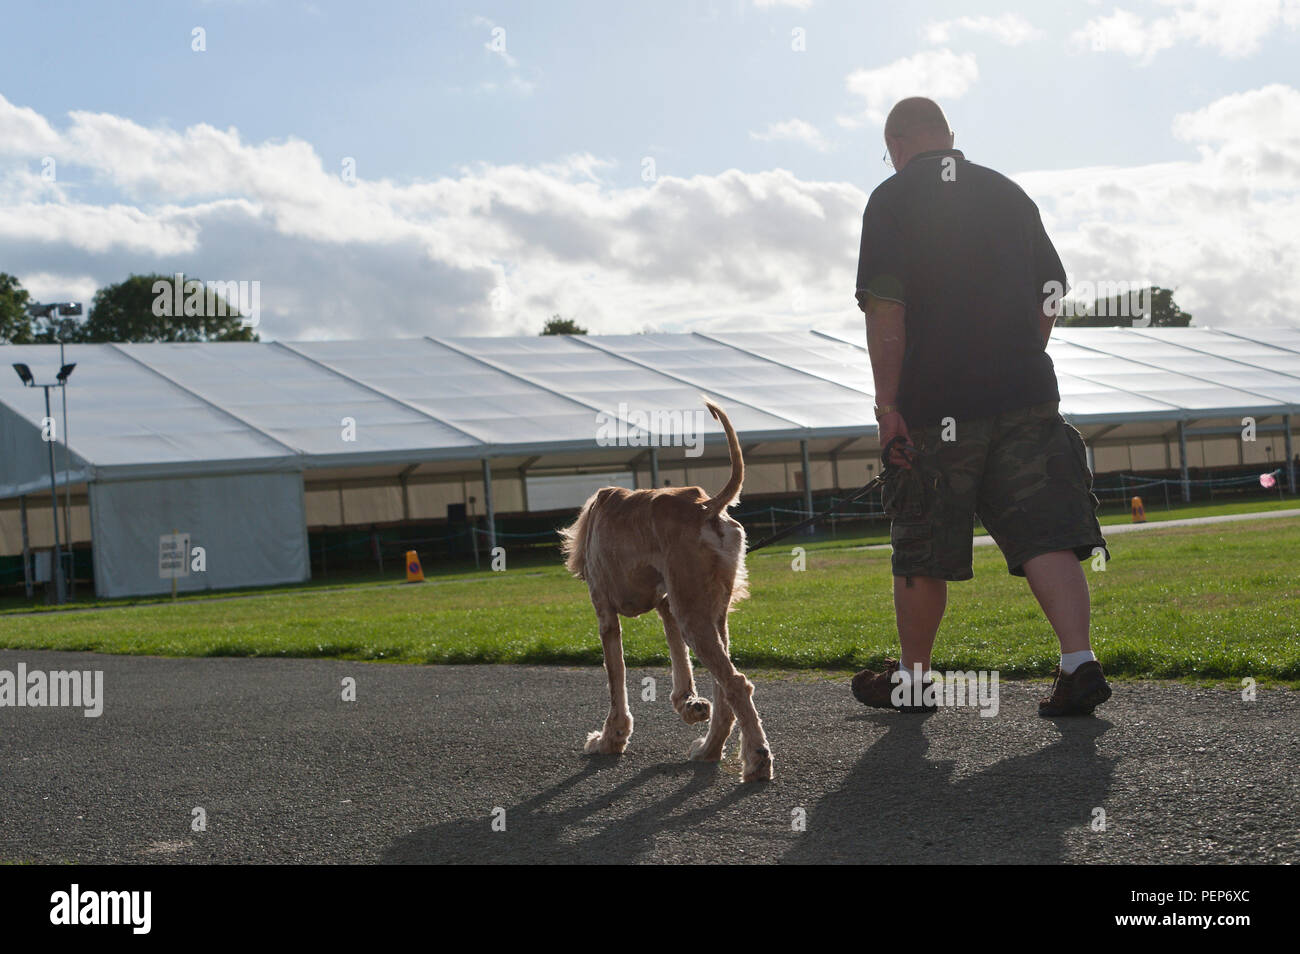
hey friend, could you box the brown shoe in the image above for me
[1038,660,1112,717]
[851,659,936,712]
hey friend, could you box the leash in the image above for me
[745,436,914,553]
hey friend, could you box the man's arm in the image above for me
[1030,201,1066,348]
[865,295,911,468]
[1039,300,1056,347]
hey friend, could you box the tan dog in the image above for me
[559,399,773,782]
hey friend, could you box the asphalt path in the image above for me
[1,651,1295,864]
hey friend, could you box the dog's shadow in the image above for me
[382,757,758,865]
[781,713,1117,864]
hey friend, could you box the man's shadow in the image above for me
[382,756,759,864]
[782,712,1116,864]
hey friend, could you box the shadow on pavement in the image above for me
[382,757,761,864]
[781,713,1116,863]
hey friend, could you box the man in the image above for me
[850,97,1111,717]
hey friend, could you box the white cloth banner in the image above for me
[90,472,309,598]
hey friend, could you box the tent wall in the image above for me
[88,472,310,598]
[303,473,527,527]
[0,493,92,555]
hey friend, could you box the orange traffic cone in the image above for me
[404,550,425,583]
[1130,496,1146,523]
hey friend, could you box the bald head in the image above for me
[883,97,954,170]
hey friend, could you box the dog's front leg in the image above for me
[584,605,634,755]
[657,602,711,725]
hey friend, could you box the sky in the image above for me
[1,0,1298,340]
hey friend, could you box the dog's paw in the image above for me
[743,748,769,785]
[678,697,712,725]
[584,726,629,755]
[741,746,774,783]
[687,736,723,762]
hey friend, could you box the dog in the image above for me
[559,399,773,782]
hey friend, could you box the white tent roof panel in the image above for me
[2,327,1298,496]
[706,331,877,395]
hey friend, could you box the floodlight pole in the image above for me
[59,340,74,598]
[41,384,66,604]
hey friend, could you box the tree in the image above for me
[1060,285,1192,328]
[77,274,259,342]
[1144,287,1193,327]
[0,273,35,344]
[541,315,588,335]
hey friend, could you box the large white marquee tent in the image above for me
[1,326,1296,598]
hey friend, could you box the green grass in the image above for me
[1097,496,1298,523]
[2,515,1297,682]
[754,495,1299,551]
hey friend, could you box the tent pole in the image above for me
[1178,420,1191,503]
[800,440,814,533]
[482,458,497,553]
[1285,413,1295,494]
[649,447,659,489]
[20,495,32,599]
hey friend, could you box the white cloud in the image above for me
[4,83,1298,341]
[749,118,830,151]
[923,13,1039,46]
[1171,82,1300,145]
[0,95,867,339]
[1014,85,1300,326]
[1072,0,1299,63]
[840,49,979,127]
[17,271,100,306]
[0,96,62,156]
[752,0,815,8]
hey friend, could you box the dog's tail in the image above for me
[559,488,608,580]
[702,398,744,517]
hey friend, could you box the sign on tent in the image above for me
[159,533,191,579]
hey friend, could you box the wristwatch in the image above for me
[874,404,899,419]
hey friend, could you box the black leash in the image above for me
[745,436,914,553]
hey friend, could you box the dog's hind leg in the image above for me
[687,614,773,782]
[584,604,634,755]
[658,601,711,726]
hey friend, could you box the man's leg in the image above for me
[894,574,947,670]
[1021,550,1091,654]
[977,404,1111,714]
[852,417,985,709]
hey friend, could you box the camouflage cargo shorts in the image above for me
[883,401,1109,580]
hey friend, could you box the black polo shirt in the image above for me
[855,149,1064,427]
